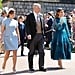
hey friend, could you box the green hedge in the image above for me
[0,0,2,9]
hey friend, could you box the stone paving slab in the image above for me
[0,47,75,75]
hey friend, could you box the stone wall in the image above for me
[11,0,60,2]
[7,1,75,16]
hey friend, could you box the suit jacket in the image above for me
[18,22,26,39]
[47,18,53,30]
[26,13,45,48]
[26,13,45,40]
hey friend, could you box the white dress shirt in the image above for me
[33,12,40,22]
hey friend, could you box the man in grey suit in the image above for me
[26,3,46,72]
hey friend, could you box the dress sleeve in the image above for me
[65,18,70,38]
[52,18,63,30]
[15,20,18,27]
[2,19,6,26]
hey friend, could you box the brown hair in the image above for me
[7,10,14,17]
[55,9,63,18]
[18,16,23,19]
[1,10,7,16]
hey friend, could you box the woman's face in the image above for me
[9,12,15,19]
[59,10,64,17]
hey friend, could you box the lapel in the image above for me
[31,13,36,22]
[31,13,44,34]
[31,13,36,26]
[40,14,44,34]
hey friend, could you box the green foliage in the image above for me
[0,0,2,9]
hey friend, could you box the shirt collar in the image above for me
[33,12,38,21]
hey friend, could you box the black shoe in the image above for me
[29,68,35,71]
[0,52,4,54]
[39,68,46,72]
[21,54,25,56]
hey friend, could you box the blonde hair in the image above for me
[33,3,41,9]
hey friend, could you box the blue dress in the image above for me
[2,18,18,50]
[51,17,71,60]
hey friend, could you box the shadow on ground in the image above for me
[1,70,39,75]
[46,67,65,71]
[1,67,65,75]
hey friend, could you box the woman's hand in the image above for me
[27,35,31,40]
[0,32,2,42]
[18,38,21,45]
[69,38,75,43]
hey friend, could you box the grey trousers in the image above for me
[28,33,45,69]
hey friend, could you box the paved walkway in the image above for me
[0,47,75,75]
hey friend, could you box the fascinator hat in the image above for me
[0,9,2,14]
[8,8,15,13]
[7,8,15,17]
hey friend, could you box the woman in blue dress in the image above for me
[51,8,71,68]
[1,8,20,71]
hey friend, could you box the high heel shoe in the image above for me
[58,63,63,68]
[59,65,63,69]
[58,61,63,69]
[2,63,6,70]
[12,67,16,72]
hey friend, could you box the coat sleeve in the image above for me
[25,15,31,35]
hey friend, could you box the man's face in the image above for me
[34,5,41,14]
